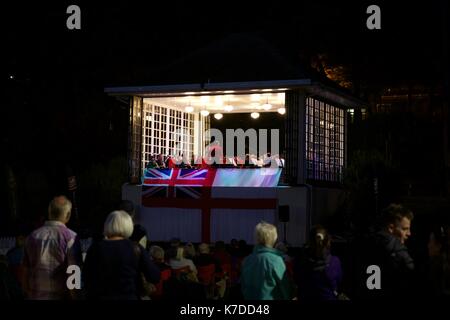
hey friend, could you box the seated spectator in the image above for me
[156,154,166,168]
[232,157,238,166]
[146,155,159,169]
[263,153,272,167]
[184,242,197,260]
[235,156,244,167]
[162,273,206,301]
[272,154,284,168]
[280,154,285,167]
[213,241,231,266]
[179,154,192,168]
[249,154,259,166]
[207,140,223,164]
[166,156,177,168]
[168,247,197,278]
[244,154,251,166]
[149,245,171,271]
[193,243,218,268]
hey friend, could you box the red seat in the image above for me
[197,264,215,285]
[152,268,172,299]
[172,265,192,279]
[161,268,172,281]
[197,264,217,299]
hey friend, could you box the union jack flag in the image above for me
[142,168,216,199]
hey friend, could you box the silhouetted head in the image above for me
[254,221,278,248]
[118,200,135,218]
[309,225,331,259]
[103,210,134,239]
[48,195,72,224]
[381,204,414,244]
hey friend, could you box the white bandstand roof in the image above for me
[105,79,364,110]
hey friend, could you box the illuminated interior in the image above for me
[143,91,286,114]
[140,90,286,171]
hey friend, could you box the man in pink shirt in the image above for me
[23,195,82,299]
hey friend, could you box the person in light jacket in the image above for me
[240,221,292,300]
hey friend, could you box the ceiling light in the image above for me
[224,105,234,112]
[251,112,260,119]
[214,113,223,120]
[262,95,272,110]
[200,110,210,117]
[277,107,286,115]
[262,103,272,110]
[185,106,194,113]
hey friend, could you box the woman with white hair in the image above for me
[168,246,198,277]
[83,210,160,299]
[240,221,292,300]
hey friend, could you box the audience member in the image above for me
[240,222,292,300]
[23,196,82,300]
[83,211,160,299]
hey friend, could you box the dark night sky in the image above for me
[6,1,446,84]
[3,1,448,193]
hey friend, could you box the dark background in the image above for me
[3,1,449,234]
